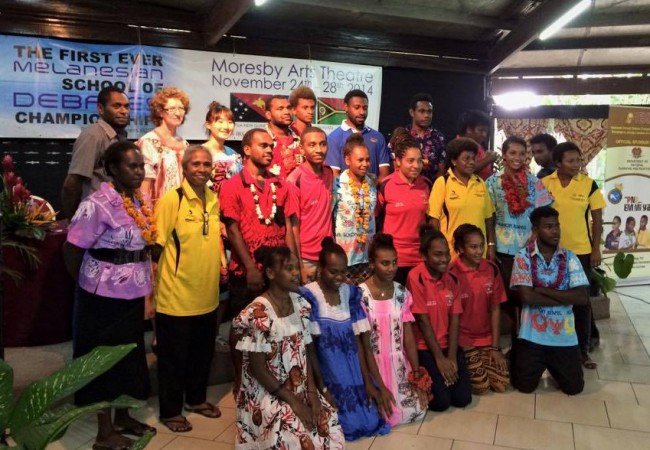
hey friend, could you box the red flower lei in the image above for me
[407,367,433,400]
[528,240,566,289]
[501,170,531,216]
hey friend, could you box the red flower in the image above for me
[2,154,14,172]
[4,171,16,187]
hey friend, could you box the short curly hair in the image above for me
[149,87,191,126]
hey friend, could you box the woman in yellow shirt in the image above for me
[541,142,606,370]
[427,137,495,261]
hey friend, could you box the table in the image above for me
[2,229,75,347]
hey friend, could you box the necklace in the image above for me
[250,182,277,225]
[502,170,531,216]
[110,183,157,245]
[348,173,371,244]
[528,240,566,289]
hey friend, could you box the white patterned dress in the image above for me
[233,293,344,450]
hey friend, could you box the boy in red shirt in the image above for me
[450,224,509,394]
[287,127,334,283]
[408,224,471,411]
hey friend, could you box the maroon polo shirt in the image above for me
[220,167,296,276]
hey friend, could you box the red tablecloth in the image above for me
[2,229,75,347]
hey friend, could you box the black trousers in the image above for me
[511,338,584,395]
[156,309,218,419]
[418,348,472,411]
[575,254,599,353]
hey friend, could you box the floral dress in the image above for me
[359,282,426,426]
[209,145,242,194]
[233,294,344,450]
[136,130,189,203]
[302,282,390,441]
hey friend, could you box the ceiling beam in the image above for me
[487,0,586,75]
[525,35,650,51]
[281,0,515,30]
[0,0,200,32]
[230,20,489,59]
[490,76,650,95]
[570,11,650,28]
[493,65,650,77]
[204,0,254,46]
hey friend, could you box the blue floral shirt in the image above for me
[510,241,589,346]
[486,173,553,256]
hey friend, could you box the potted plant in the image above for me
[0,344,154,449]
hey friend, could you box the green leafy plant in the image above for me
[593,251,635,296]
[0,344,153,450]
[0,233,41,284]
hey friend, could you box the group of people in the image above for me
[60,84,604,450]
[605,214,649,250]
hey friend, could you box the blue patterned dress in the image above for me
[302,282,390,441]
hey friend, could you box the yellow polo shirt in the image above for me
[542,172,606,255]
[637,229,650,248]
[155,179,221,316]
[427,168,494,258]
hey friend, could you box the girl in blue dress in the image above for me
[302,237,392,441]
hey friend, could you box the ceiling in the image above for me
[2,0,650,93]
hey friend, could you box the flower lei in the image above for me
[110,183,157,245]
[501,170,531,216]
[250,182,277,225]
[408,367,433,400]
[349,176,371,244]
[528,239,566,289]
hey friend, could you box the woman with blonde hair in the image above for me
[137,87,190,203]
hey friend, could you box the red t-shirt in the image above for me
[220,168,296,276]
[449,259,507,348]
[476,143,494,181]
[287,164,334,261]
[378,173,430,267]
[407,263,463,350]
[270,133,302,178]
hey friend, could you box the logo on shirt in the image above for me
[449,190,460,200]
[446,291,454,306]
[370,137,378,143]
[394,202,405,208]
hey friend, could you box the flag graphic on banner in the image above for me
[230,93,273,122]
[317,97,346,125]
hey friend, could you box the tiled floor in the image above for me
[48,288,650,449]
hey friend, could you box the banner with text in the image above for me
[0,35,382,139]
[603,105,650,284]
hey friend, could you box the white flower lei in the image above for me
[250,182,277,225]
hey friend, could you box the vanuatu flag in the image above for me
[316,97,346,125]
[230,93,272,122]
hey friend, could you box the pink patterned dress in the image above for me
[233,293,344,450]
[359,282,426,426]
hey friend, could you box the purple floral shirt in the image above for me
[67,182,153,299]
[406,125,446,183]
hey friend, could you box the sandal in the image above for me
[114,419,157,437]
[92,435,134,450]
[582,353,598,370]
[160,415,193,433]
[184,402,222,418]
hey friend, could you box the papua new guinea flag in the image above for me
[230,93,273,122]
[317,97,346,125]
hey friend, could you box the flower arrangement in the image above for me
[1,154,56,241]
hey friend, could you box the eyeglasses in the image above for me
[163,107,186,114]
[203,211,209,236]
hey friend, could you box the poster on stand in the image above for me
[0,35,382,140]
[603,105,650,284]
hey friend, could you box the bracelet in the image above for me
[269,384,283,396]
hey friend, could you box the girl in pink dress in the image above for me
[359,234,429,426]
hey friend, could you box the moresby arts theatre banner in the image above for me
[0,35,382,140]
[603,105,650,284]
